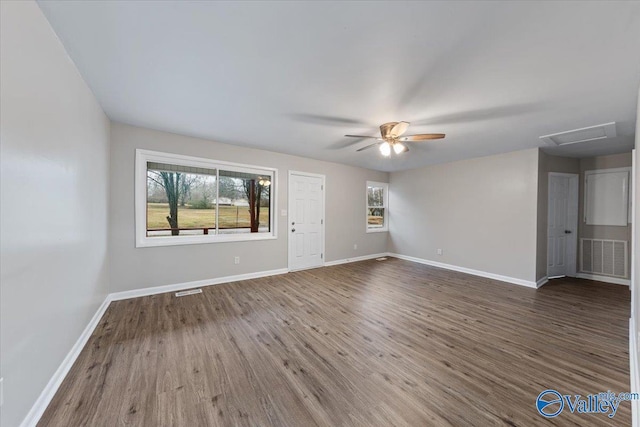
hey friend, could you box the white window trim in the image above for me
[366,181,388,233]
[135,149,278,248]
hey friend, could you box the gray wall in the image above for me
[388,148,539,283]
[109,123,388,293]
[578,152,633,277]
[0,2,111,426]
[536,151,580,280]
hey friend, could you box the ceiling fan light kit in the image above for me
[379,141,391,156]
[346,121,445,157]
[393,143,407,154]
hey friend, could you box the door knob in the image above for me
[564,230,572,234]
[292,221,295,225]
[291,228,296,233]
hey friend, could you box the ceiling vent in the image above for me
[540,122,617,146]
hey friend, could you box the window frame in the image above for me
[135,149,278,248]
[366,181,389,233]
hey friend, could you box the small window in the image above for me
[366,181,388,232]
[136,150,276,247]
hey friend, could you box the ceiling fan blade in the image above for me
[390,121,410,138]
[356,142,381,152]
[399,133,446,141]
[345,135,379,139]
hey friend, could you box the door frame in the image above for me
[631,148,636,317]
[547,172,579,278]
[287,170,326,272]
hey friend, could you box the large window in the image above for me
[366,181,388,232]
[136,150,276,247]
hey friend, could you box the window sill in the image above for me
[366,228,388,233]
[136,233,277,248]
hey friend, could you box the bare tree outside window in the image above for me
[242,178,270,233]
[147,171,184,235]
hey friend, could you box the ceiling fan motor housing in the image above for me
[380,122,399,140]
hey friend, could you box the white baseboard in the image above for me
[109,268,289,301]
[19,297,112,427]
[388,253,538,289]
[536,276,549,288]
[631,318,639,427]
[324,253,390,267]
[576,273,631,286]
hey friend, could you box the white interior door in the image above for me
[548,173,579,278]
[288,172,324,271]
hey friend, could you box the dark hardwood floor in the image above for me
[39,258,631,426]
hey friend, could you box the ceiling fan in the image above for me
[346,121,445,156]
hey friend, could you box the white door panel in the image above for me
[548,173,578,278]
[289,172,324,271]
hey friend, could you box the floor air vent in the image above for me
[175,288,203,297]
[540,122,616,146]
[580,238,627,278]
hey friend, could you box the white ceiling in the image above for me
[38,1,640,172]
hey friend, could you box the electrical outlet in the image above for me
[437,249,443,256]
[353,244,357,250]
[234,256,240,265]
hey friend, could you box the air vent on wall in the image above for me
[540,122,617,146]
[580,238,627,278]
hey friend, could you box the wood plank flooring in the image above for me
[39,258,631,426]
